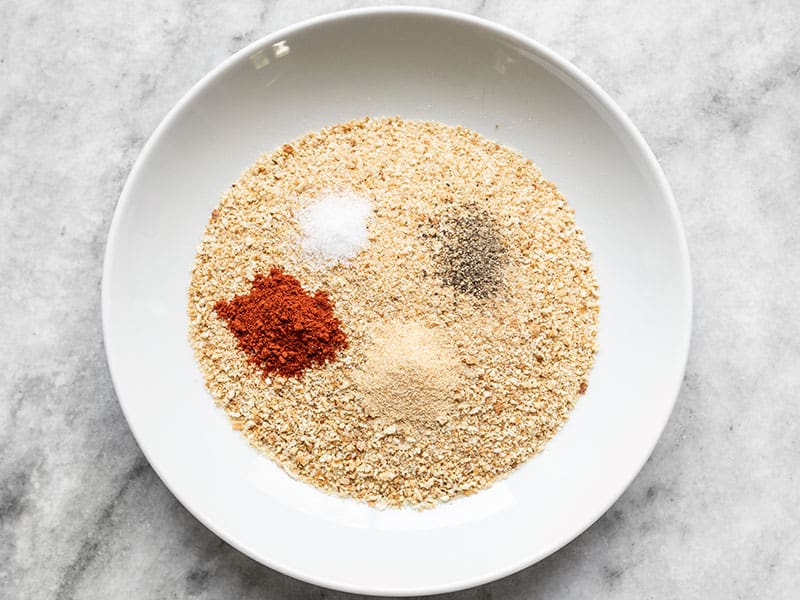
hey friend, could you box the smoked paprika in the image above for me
[214,267,347,378]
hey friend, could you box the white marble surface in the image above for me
[1,0,799,598]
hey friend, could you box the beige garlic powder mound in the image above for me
[188,117,599,509]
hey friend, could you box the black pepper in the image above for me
[435,203,506,298]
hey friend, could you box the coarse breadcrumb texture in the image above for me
[187,117,599,509]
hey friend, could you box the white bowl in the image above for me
[103,7,691,596]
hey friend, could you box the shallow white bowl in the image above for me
[103,7,691,596]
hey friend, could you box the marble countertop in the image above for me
[2,1,798,598]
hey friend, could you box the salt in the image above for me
[299,191,372,264]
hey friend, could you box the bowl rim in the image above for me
[101,6,692,595]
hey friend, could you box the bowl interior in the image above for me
[103,9,690,595]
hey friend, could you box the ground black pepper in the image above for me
[436,203,506,298]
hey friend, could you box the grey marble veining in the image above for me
[1,0,799,598]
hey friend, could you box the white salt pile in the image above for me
[298,191,372,265]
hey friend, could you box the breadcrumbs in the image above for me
[188,117,599,508]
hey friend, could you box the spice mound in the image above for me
[188,116,599,509]
[356,320,462,428]
[213,267,347,379]
[299,191,372,266]
[435,203,506,298]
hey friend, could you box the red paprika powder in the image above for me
[214,266,348,378]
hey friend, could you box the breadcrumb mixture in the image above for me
[188,117,599,508]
